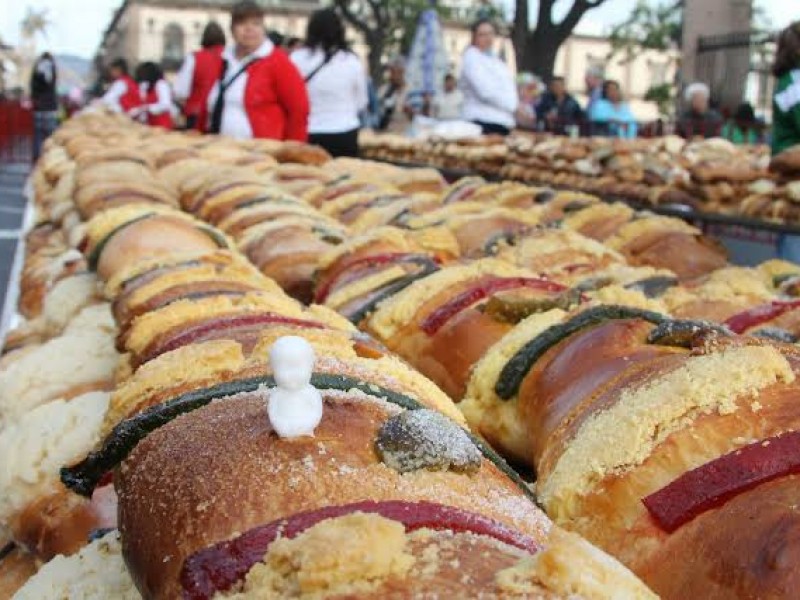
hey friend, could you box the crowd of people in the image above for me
[27,4,800,162]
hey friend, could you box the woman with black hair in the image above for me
[772,21,800,154]
[133,61,174,129]
[29,52,58,162]
[291,8,367,157]
[174,21,226,131]
[589,79,637,138]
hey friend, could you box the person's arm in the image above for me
[146,80,174,115]
[625,115,638,138]
[568,97,584,122]
[617,103,637,138]
[173,53,195,102]
[101,80,127,112]
[461,49,517,113]
[274,53,309,141]
[535,95,551,120]
[589,99,609,122]
[354,59,369,113]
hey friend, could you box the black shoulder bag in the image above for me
[208,57,259,134]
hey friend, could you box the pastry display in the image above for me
[5,110,800,599]
[363,133,800,226]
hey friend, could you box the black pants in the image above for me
[309,128,359,157]
[472,121,511,136]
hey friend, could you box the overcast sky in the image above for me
[0,0,794,58]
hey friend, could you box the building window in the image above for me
[162,22,185,70]
[147,18,155,33]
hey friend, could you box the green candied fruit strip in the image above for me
[61,371,537,503]
[87,213,153,270]
[495,305,667,400]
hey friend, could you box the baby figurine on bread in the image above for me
[268,336,323,438]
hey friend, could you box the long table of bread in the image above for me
[360,131,800,229]
[3,111,800,599]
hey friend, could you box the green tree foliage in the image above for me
[608,0,682,59]
[644,82,674,117]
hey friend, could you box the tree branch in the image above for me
[556,0,608,40]
[334,0,372,36]
[538,0,556,28]
[512,0,529,55]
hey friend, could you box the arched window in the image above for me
[162,22,185,69]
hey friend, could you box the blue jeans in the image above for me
[777,234,800,263]
[33,111,59,162]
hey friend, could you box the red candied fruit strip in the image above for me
[180,500,540,600]
[149,313,325,359]
[314,252,430,304]
[561,262,594,274]
[420,276,567,336]
[642,430,800,533]
[97,470,114,488]
[724,299,800,334]
[444,184,479,204]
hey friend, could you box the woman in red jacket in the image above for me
[132,61,174,129]
[174,22,226,131]
[206,0,309,141]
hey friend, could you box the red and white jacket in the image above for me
[102,74,141,113]
[206,40,309,141]
[140,80,174,129]
[174,45,225,132]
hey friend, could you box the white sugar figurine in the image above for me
[268,336,323,438]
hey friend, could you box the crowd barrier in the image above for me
[0,100,33,164]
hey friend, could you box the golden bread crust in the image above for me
[118,396,549,598]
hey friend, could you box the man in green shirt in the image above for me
[772,23,800,262]
[772,22,800,155]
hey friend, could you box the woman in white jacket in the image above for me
[459,19,518,135]
[291,8,368,157]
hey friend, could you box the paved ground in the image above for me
[0,162,30,323]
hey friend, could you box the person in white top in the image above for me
[173,22,226,131]
[291,8,368,157]
[433,74,464,121]
[100,58,140,114]
[131,61,174,129]
[459,19,518,135]
[205,1,309,141]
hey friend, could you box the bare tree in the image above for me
[512,0,608,81]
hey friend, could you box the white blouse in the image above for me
[291,48,368,134]
[459,46,518,128]
[139,80,173,115]
[101,80,128,113]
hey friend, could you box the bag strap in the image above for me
[304,50,335,83]
[208,57,261,134]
